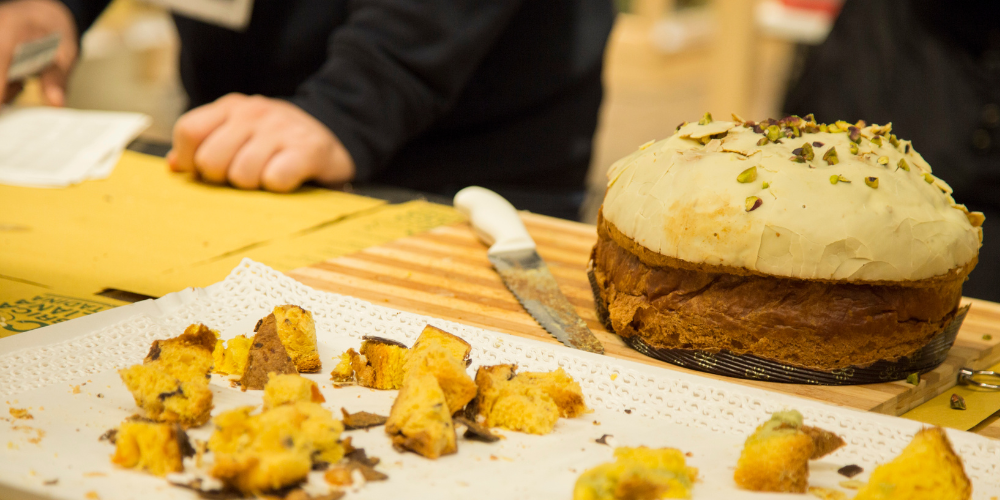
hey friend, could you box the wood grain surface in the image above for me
[286,212,1000,422]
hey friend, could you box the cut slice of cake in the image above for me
[111,420,193,477]
[409,325,471,363]
[263,373,326,410]
[119,364,214,428]
[733,410,843,493]
[385,370,457,459]
[213,334,252,377]
[853,427,971,500]
[474,364,587,435]
[273,305,322,373]
[574,446,698,500]
[330,348,359,384]
[209,401,345,494]
[240,313,298,390]
[144,323,217,382]
[405,326,476,414]
[358,337,409,390]
[119,324,216,427]
[513,368,587,418]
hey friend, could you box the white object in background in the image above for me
[0,107,150,188]
[142,0,254,31]
[650,8,715,54]
[755,0,836,45]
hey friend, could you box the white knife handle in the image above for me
[454,186,536,255]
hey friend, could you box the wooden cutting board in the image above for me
[287,212,1000,417]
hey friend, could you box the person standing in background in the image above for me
[784,0,1000,301]
[0,0,615,221]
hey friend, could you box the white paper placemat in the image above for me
[1,259,997,499]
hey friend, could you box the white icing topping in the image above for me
[602,119,983,281]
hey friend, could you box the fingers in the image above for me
[39,66,66,107]
[261,149,314,193]
[227,133,281,190]
[193,120,254,184]
[171,97,239,173]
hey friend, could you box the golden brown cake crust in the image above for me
[145,323,217,363]
[593,211,968,371]
[240,314,298,390]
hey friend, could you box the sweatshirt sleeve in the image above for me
[289,0,526,183]
[56,0,114,36]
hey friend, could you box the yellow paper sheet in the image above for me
[902,361,1000,430]
[0,277,124,338]
[0,151,383,297]
[109,200,466,296]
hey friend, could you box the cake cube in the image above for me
[385,370,457,459]
[273,305,322,373]
[853,427,971,500]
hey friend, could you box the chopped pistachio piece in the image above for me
[757,137,769,146]
[698,112,713,125]
[804,113,816,122]
[737,166,757,183]
[830,174,850,184]
[906,373,920,385]
[827,124,841,133]
[847,126,861,143]
[849,142,859,155]
[924,173,935,183]
[870,135,883,147]
[864,176,878,188]
[889,134,899,148]
[745,196,762,212]
[984,334,993,341]
[854,119,866,128]
[822,147,839,165]
[762,181,770,189]
[766,124,782,142]
[819,124,829,133]
[877,156,889,166]
[790,156,806,163]
[800,142,815,160]
[835,120,851,130]
[897,158,909,171]
[950,394,966,411]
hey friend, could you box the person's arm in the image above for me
[170,0,527,192]
[290,0,526,183]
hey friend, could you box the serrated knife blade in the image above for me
[454,186,604,354]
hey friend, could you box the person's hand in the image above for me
[0,0,78,105]
[168,93,356,192]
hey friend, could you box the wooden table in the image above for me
[287,211,1000,434]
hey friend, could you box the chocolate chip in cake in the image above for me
[837,464,863,478]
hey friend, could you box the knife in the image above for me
[454,186,604,354]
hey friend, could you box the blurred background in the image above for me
[13,0,843,223]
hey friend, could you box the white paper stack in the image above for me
[0,106,151,188]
